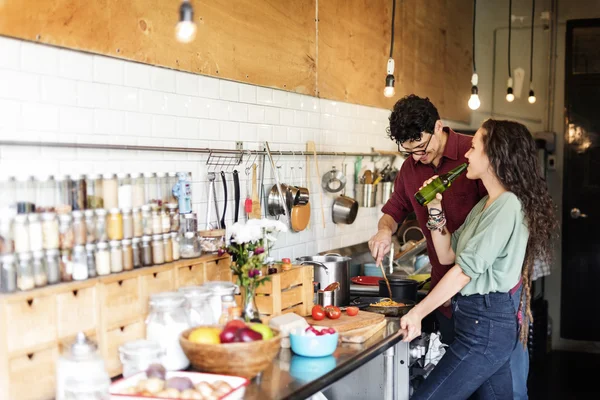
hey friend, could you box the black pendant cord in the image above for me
[472,0,477,73]
[389,0,396,58]
[508,0,512,78]
[530,0,536,83]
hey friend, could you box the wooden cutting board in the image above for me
[340,319,387,343]
[305,310,385,333]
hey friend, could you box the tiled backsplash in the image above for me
[0,37,397,260]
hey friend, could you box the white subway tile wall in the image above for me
[0,38,395,259]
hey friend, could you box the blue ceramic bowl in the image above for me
[289,355,337,382]
[363,263,384,277]
[290,331,339,358]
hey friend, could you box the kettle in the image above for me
[172,172,193,214]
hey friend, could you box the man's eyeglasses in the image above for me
[398,133,433,158]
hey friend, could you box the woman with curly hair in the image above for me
[401,119,558,399]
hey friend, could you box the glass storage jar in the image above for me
[36,175,56,213]
[45,248,60,284]
[109,240,123,273]
[132,207,143,238]
[151,208,162,235]
[17,252,35,290]
[117,173,132,209]
[1,254,17,292]
[102,173,118,210]
[161,207,170,234]
[198,229,226,254]
[145,292,190,370]
[59,214,74,250]
[131,173,145,209]
[16,175,36,214]
[86,173,104,209]
[0,216,14,255]
[86,243,97,278]
[171,232,180,261]
[131,237,141,269]
[122,239,133,271]
[152,234,164,265]
[180,232,201,259]
[122,208,133,240]
[32,250,47,287]
[141,205,152,236]
[107,208,123,241]
[28,213,43,252]
[156,172,168,206]
[141,236,153,266]
[72,245,89,281]
[55,175,73,214]
[60,249,73,282]
[84,210,96,244]
[71,174,87,211]
[95,209,108,242]
[167,203,180,232]
[119,340,164,379]
[167,172,178,204]
[14,214,30,253]
[0,177,17,218]
[162,233,173,263]
[95,242,110,276]
[41,212,59,250]
[72,210,87,246]
[178,286,213,326]
[144,172,158,206]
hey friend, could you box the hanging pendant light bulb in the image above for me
[383,0,396,98]
[528,0,536,105]
[468,0,480,110]
[528,85,536,103]
[505,0,514,103]
[176,0,197,44]
[506,77,515,102]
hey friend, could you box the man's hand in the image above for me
[368,229,392,266]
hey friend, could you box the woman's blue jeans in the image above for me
[412,291,519,400]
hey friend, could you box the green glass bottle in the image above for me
[414,163,468,206]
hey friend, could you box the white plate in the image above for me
[110,370,249,399]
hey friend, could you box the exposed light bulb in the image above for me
[506,77,514,102]
[176,1,196,43]
[468,73,480,110]
[383,58,396,98]
[528,89,536,104]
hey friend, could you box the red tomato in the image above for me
[324,306,341,320]
[346,306,359,317]
[311,305,325,321]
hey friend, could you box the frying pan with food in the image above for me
[349,297,415,317]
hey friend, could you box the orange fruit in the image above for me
[189,327,221,344]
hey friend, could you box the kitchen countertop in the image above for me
[243,318,405,400]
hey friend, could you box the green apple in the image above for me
[249,323,274,340]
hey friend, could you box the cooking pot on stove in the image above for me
[296,253,351,306]
[378,276,430,300]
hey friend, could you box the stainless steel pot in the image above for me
[297,253,351,306]
[332,195,358,224]
[267,183,294,216]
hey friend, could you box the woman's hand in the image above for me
[400,309,423,342]
[420,176,443,208]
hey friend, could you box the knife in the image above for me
[220,171,227,230]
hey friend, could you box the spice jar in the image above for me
[103,173,118,210]
[109,240,123,273]
[162,233,173,263]
[86,173,104,209]
[55,175,73,214]
[122,208,133,240]
[122,239,134,271]
[152,234,164,265]
[36,175,56,213]
[71,174,87,211]
[60,249,73,282]
[144,172,158,206]
[141,236,153,266]
[1,254,17,293]
[179,286,213,327]
[119,340,164,379]
[17,252,34,290]
[145,292,190,370]
[156,172,168,206]
[141,205,152,236]
[117,173,132,210]
[59,214,74,250]
[72,210,87,246]
[28,213,43,252]
[0,216,14,255]
[198,229,226,254]
[167,203,180,233]
[151,207,162,235]
[131,237,142,268]
[107,208,123,241]
[95,242,110,276]
[171,232,180,261]
[14,214,30,253]
[168,172,178,204]
[32,250,48,287]
[160,208,170,234]
[45,249,60,284]
[131,173,145,209]
[281,257,292,271]
[86,243,97,278]
[41,212,59,250]
[132,207,143,238]
[84,210,96,244]
[72,245,89,281]
[16,175,36,214]
[0,177,17,218]
[95,209,108,242]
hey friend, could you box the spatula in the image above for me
[250,163,261,219]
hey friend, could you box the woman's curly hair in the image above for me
[387,95,440,144]
[481,119,559,345]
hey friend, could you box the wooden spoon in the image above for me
[364,170,373,184]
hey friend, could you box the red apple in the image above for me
[236,327,263,342]
[219,326,239,343]
[225,320,246,330]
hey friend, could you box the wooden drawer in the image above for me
[141,270,174,314]
[9,345,58,400]
[205,259,232,282]
[177,263,205,287]
[101,277,141,329]
[104,321,145,377]
[57,286,97,338]
[5,295,57,354]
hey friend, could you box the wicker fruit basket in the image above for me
[179,327,282,379]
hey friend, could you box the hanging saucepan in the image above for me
[332,165,358,224]
[267,183,294,216]
[291,165,311,232]
[289,166,309,206]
